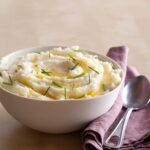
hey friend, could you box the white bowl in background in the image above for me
[0,46,125,133]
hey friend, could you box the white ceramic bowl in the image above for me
[0,46,125,133]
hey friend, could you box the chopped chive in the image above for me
[16,65,23,72]
[73,49,83,52]
[68,54,76,61]
[44,86,50,96]
[2,75,13,86]
[9,75,13,84]
[88,66,99,74]
[88,73,91,84]
[41,69,51,76]
[94,55,99,59]
[70,63,78,70]
[2,82,12,85]
[34,52,40,54]
[73,73,84,78]
[64,88,67,99]
[52,81,62,88]
[102,84,106,91]
[17,65,23,68]
[49,49,51,58]
[77,94,85,99]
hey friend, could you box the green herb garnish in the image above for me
[64,88,67,99]
[17,65,23,68]
[102,84,106,91]
[52,81,62,88]
[94,55,99,59]
[49,49,51,58]
[73,73,84,78]
[44,86,50,96]
[71,63,78,70]
[68,54,76,61]
[2,82,12,85]
[73,49,83,52]
[2,75,13,86]
[88,66,99,74]
[41,69,51,76]
[34,52,40,54]
[15,65,23,72]
[77,94,85,99]
[88,73,91,84]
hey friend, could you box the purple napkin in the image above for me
[82,46,150,150]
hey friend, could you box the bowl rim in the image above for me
[0,46,125,103]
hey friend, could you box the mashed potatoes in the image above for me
[0,46,122,100]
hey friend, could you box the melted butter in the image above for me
[87,91,98,97]
[76,59,89,72]
[36,74,45,79]
[3,46,122,100]
[51,70,68,77]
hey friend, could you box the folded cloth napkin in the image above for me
[82,46,150,150]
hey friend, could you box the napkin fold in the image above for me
[82,46,150,150]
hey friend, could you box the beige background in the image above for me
[0,0,150,150]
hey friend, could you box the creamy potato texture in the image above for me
[0,46,122,100]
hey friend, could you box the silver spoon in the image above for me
[104,75,150,148]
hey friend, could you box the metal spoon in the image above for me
[104,75,150,148]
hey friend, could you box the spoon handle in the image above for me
[104,108,133,148]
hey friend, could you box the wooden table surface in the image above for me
[0,0,150,149]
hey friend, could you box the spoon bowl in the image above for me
[104,75,150,148]
[123,75,150,109]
